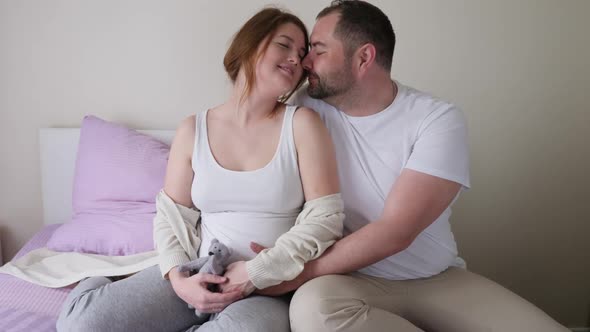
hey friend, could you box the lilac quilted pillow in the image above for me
[46,115,170,255]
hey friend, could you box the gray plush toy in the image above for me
[177,238,232,317]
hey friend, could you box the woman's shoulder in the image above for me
[292,106,322,129]
[171,114,197,154]
[292,105,325,138]
[291,105,331,150]
[176,114,196,137]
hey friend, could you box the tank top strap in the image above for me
[192,109,210,172]
[278,105,299,167]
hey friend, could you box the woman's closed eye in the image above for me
[278,42,305,60]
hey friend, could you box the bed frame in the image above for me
[38,128,176,225]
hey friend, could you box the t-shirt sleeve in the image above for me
[404,105,471,188]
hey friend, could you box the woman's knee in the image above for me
[203,296,290,332]
[56,298,110,332]
[55,278,118,332]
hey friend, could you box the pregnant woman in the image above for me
[57,7,344,332]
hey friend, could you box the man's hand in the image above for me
[220,261,256,297]
[249,242,267,254]
[169,268,243,313]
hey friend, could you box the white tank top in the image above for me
[191,105,304,262]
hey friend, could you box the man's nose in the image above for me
[302,54,312,71]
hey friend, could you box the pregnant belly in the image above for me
[199,211,297,263]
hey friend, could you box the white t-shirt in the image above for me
[292,82,470,280]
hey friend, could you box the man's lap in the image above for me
[290,267,568,332]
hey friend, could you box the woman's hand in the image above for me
[219,261,256,297]
[169,268,243,313]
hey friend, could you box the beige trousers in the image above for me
[290,267,568,332]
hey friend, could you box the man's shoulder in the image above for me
[396,82,464,122]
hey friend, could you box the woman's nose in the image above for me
[289,53,300,65]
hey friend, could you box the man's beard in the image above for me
[306,67,354,100]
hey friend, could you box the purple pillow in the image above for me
[46,115,170,255]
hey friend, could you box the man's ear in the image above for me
[355,43,377,75]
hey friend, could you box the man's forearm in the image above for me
[252,218,412,296]
[307,218,412,278]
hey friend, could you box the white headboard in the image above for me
[39,128,176,225]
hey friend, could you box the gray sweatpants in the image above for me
[56,266,290,332]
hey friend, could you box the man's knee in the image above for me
[290,275,354,331]
[423,268,569,332]
[291,275,331,308]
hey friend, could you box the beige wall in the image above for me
[1,0,588,328]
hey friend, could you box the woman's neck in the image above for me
[224,85,279,127]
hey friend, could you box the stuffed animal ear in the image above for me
[211,238,219,244]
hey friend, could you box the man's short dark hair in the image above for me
[318,0,395,71]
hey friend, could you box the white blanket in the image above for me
[0,190,344,289]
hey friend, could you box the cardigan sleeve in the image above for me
[153,190,202,278]
[245,193,344,289]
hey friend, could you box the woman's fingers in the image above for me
[185,273,243,313]
[207,306,226,313]
[192,273,227,285]
[204,289,243,305]
[198,304,230,313]
[194,290,242,313]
